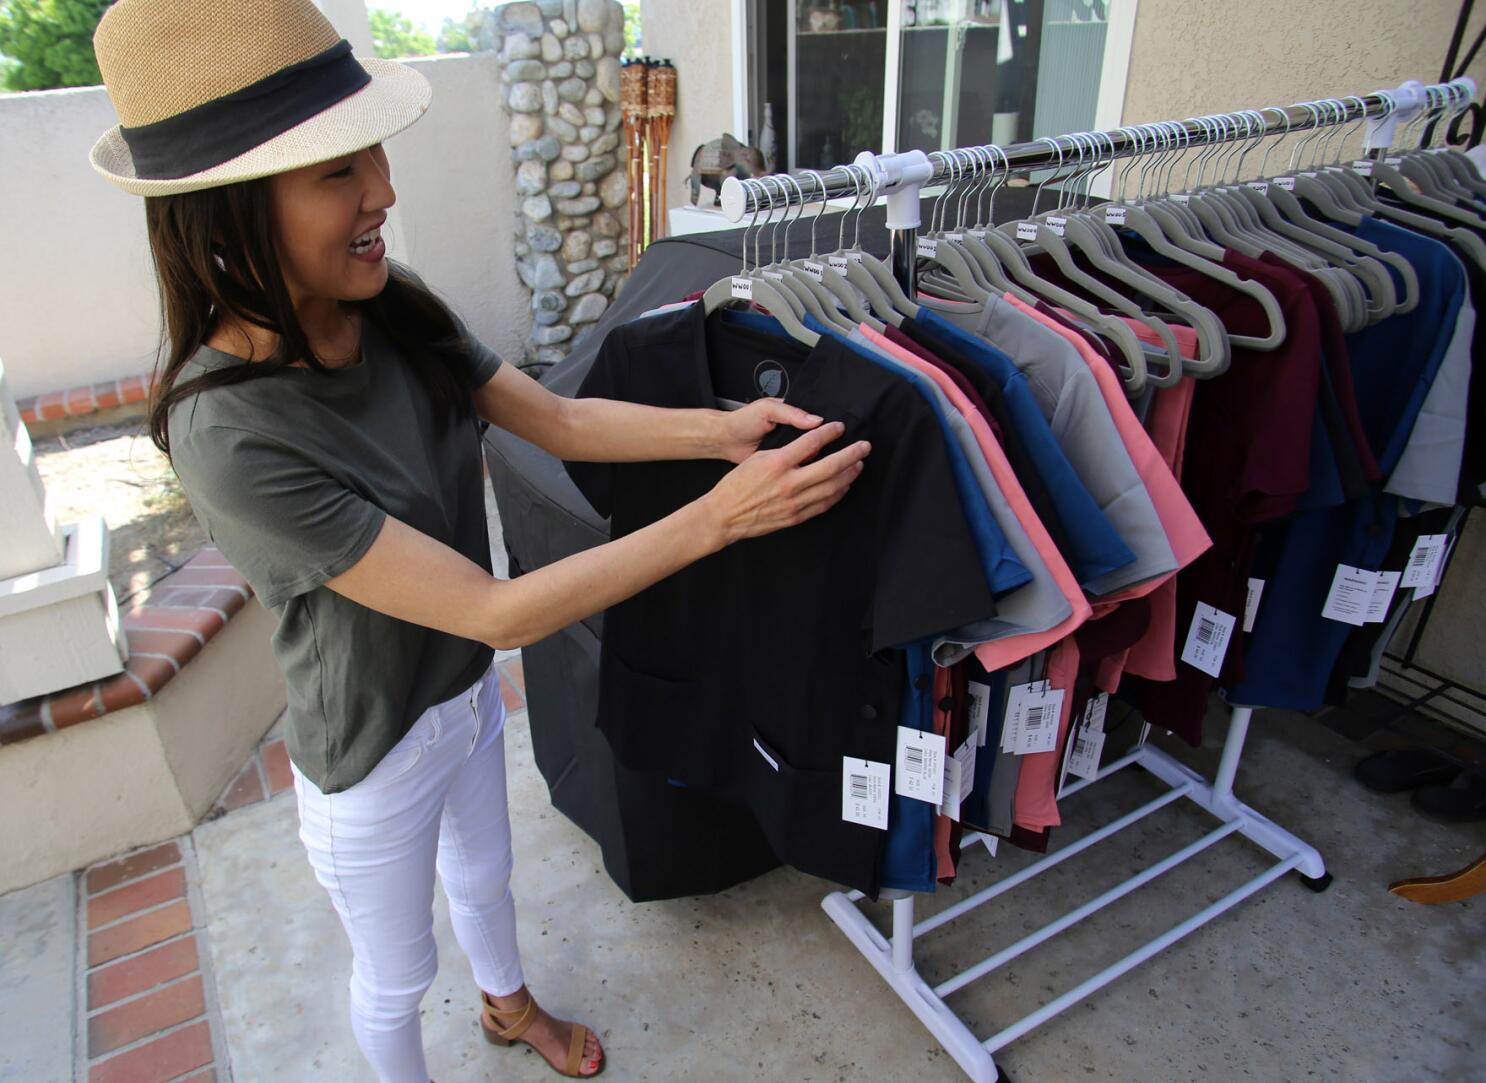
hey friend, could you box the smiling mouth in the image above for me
[349,225,382,253]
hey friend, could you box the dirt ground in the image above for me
[31,416,208,608]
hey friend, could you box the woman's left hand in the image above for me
[715,398,827,464]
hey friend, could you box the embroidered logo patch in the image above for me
[754,360,789,399]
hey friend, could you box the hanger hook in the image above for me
[801,169,829,260]
[837,164,864,252]
[1031,136,1065,216]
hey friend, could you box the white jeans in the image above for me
[290,657,524,1083]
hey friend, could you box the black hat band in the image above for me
[119,39,371,181]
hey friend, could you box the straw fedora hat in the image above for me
[90,0,432,196]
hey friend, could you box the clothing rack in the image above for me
[713,78,1473,1082]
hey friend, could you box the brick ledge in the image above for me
[0,546,253,744]
[17,372,158,426]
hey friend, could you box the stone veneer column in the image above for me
[478,0,629,368]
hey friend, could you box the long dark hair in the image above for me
[142,176,475,460]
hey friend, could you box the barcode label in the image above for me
[1180,602,1236,677]
[730,276,753,300]
[894,726,946,804]
[1016,221,1039,241]
[1275,176,1296,190]
[841,758,890,829]
[802,260,825,281]
[1247,180,1270,194]
[1401,534,1447,589]
[1005,681,1063,755]
[1045,215,1067,236]
[968,681,992,747]
[1104,205,1127,224]
[1065,730,1106,784]
[1084,692,1109,734]
[916,237,939,258]
[828,255,850,276]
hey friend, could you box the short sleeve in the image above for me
[561,326,631,519]
[395,262,503,389]
[171,424,388,608]
[870,392,1000,652]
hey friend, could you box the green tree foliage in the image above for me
[367,8,436,60]
[621,0,641,57]
[436,15,472,54]
[0,0,111,92]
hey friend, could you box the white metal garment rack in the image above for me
[717,77,1474,1082]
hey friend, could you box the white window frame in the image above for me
[730,0,1139,173]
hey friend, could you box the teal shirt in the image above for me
[167,305,502,794]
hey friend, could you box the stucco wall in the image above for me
[0,53,523,401]
[638,0,736,210]
[1122,1,1485,133]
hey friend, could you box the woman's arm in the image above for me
[472,361,820,464]
[324,422,870,650]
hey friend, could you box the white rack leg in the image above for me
[820,703,1330,1079]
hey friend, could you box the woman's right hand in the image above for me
[699,420,871,547]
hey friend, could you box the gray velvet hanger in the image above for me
[700,182,819,349]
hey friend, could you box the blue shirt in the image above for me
[905,309,1138,587]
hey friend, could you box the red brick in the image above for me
[93,381,123,410]
[121,629,204,666]
[88,842,181,894]
[88,901,191,967]
[89,867,186,930]
[500,658,526,696]
[500,678,525,713]
[261,740,293,795]
[88,937,199,1010]
[48,683,104,729]
[89,1018,212,1083]
[36,390,66,421]
[120,607,224,642]
[0,699,47,743]
[20,404,40,425]
[97,671,150,714]
[143,586,246,618]
[156,567,249,590]
[66,386,97,416]
[179,1072,216,1083]
[218,759,265,812]
[123,654,176,697]
[121,609,207,639]
[118,376,150,405]
[88,974,204,1058]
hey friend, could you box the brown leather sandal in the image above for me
[479,989,605,1078]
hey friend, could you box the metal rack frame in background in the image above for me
[711,77,1474,1082]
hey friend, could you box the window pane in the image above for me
[793,1,890,168]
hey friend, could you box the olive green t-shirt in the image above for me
[167,307,502,794]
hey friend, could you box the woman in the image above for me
[88,2,870,1081]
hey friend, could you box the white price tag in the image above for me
[842,758,890,830]
[916,237,939,258]
[1065,728,1106,783]
[1045,215,1067,236]
[1246,181,1270,194]
[1015,221,1040,241]
[1084,691,1109,734]
[984,833,999,857]
[763,269,784,280]
[1275,176,1297,190]
[1104,204,1127,224]
[1385,156,1403,166]
[730,276,753,300]
[1243,578,1265,633]
[1402,534,1448,589]
[828,255,850,276]
[894,726,946,804]
[968,228,988,239]
[1364,570,1401,623]
[1172,192,1191,204]
[1322,565,1377,626]
[1180,602,1237,678]
[940,740,977,823]
[847,251,864,263]
[802,260,825,282]
[1005,681,1063,756]
[967,681,992,747]
[945,231,964,241]
[1351,159,1375,176]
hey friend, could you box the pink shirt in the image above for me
[856,324,1092,671]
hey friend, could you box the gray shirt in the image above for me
[919,294,1179,597]
[167,304,503,794]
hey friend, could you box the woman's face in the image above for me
[266,142,394,310]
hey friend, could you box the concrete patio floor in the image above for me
[4,489,1484,1082]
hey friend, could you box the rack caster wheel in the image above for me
[1299,871,1334,893]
